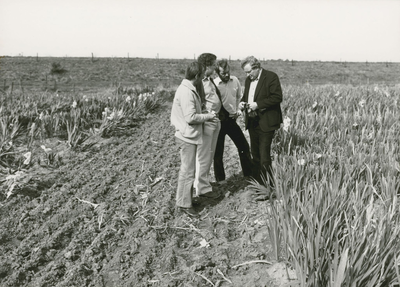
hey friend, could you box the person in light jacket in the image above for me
[171,61,218,217]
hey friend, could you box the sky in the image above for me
[1,0,399,62]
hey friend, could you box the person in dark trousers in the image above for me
[239,56,283,187]
[213,59,252,184]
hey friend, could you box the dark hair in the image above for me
[185,61,203,80]
[197,53,217,68]
[216,59,229,71]
[241,56,261,69]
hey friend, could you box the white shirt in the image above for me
[248,70,261,104]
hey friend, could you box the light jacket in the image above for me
[171,79,213,144]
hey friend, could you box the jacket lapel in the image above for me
[254,69,265,102]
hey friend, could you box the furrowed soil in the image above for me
[0,99,296,286]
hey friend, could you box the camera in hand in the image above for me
[244,103,258,118]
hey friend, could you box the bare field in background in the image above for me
[1,56,400,94]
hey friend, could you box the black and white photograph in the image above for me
[1,0,400,286]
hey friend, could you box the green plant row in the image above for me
[0,88,167,198]
[257,84,400,286]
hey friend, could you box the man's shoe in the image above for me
[199,191,220,199]
[177,207,199,217]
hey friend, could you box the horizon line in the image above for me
[1,54,398,64]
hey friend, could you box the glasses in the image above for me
[244,67,259,75]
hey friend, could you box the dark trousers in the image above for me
[248,121,275,186]
[213,118,252,182]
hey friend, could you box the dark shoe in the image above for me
[177,207,199,217]
[199,191,220,199]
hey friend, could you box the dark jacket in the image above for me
[242,68,283,132]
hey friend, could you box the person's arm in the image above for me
[180,92,215,124]
[235,77,243,110]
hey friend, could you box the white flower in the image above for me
[199,238,210,248]
[374,86,379,92]
[312,101,318,109]
[335,91,340,97]
[107,112,115,121]
[298,159,306,166]
[23,152,31,165]
[358,99,366,107]
[72,101,77,108]
[126,96,131,102]
[315,153,322,160]
[283,116,291,132]
[40,145,52,153]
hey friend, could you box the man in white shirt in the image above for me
[213,59,252,184]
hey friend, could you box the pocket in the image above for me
[182,123,200,139]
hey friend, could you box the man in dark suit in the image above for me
[239,56,283,187]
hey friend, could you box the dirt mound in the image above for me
[0,101,295,286]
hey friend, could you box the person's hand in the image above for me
[238,102,246,111]
[248,102,258,111]
[207,110,219,122]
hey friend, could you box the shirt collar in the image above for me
[255,69,262,81]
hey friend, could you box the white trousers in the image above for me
[194,121,221,195]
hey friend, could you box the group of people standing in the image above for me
[170,53,283,217]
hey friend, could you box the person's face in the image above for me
[217,66,230,83]
[205,60,218,78]
[243,63,260,81]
